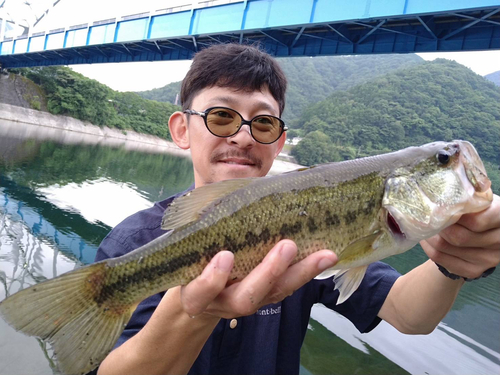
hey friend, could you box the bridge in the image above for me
[0,0,499,68]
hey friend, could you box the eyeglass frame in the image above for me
[183,106,288,145]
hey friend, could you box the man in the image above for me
[95,43,500,375]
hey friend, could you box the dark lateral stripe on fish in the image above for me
[325,211,341,226]
[245,228,272,246]
[95,251,202,304]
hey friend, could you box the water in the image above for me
[1,120,499,375]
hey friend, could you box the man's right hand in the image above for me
[180,240,338,319]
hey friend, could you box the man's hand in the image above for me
[421,194,500,279]
[180,240,338,319]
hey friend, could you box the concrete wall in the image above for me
[0,102,190,156]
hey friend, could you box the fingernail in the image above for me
[279,242,297,262]
[216,251,234,272]
[318,256,336,271]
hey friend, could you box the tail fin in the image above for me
[0,262,136,375]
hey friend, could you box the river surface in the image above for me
[0,120,499,375]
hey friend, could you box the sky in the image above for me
[9,0,500,92]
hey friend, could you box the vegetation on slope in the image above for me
[136,54,424,124]
[291,59,500,194]
[137,81,182,105]
[11,67,179,139]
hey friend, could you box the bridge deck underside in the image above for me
[1,3,499,67]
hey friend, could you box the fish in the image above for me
[0,140,493,375]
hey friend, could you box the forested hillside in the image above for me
[137,54,423,123]
[137,81,182,105]
[279,54,423,123]
[11,67,179,139]
[291,59,500,194]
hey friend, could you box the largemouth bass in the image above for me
[0,140,493,375]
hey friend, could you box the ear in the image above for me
[168,111,190,150]
[273,131,287,158]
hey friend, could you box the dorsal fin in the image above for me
[161,178,256,230]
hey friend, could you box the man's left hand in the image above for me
[421,194,500,279]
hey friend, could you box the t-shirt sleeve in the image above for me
[94,235,132,262]
[317,261,400,333]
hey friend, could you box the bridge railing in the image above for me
[0,0,244,56]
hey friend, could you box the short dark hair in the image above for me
[180,43,287,115]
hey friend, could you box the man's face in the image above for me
[181,86,286,187]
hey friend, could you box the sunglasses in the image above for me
[183,107,288,144]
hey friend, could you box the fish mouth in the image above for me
[456,140,491,193]
[386,211,406,239]
[455,140,493,212]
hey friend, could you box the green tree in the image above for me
[291,131,341,166]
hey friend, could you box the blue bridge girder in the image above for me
[0,0,499,68]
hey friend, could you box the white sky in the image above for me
[14,0,500,91]
[70,51,500,92]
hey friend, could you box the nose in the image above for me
[227,124,255,148]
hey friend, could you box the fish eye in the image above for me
[437,150,451,165]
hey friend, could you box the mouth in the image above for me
[218,158,256,166]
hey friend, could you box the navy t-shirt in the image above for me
[95,187,400,375]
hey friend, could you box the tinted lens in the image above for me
[206,108,241,137]
[251,115,283,144]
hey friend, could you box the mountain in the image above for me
[278,54,423,124]
[137,81,182,105]
[136,54,424,124]
[291,59,500,193]
[484,70,500,86]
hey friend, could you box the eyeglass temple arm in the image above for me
[183,109,206,117]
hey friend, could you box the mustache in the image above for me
[210,150,263,169]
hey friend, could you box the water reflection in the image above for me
[38,178,153,228]
[306,305,500,375]
[0,208,70,375]
[0,120,195,374]
[0,175,107,262]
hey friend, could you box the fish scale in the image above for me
[0,140,493,375]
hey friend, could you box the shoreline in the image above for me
[0,103,302,174]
